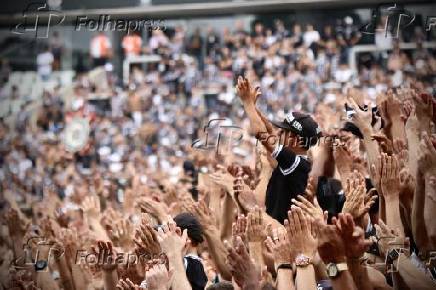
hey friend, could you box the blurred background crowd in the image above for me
[0,0,435,289]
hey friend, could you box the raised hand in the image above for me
[265,227,292,266]
[246,206,266,243]
[137,196,169,223]
[144,263,173,290]
[384,90,403,122]
[5,208,27,238]
[314,220,347,264]
[333,213,372,259]
[81,195,101,221]
[225,236,260,288]
[342,181,377,220]
[182,197,215,230]
[292,195,327,224]
[155,216,188,257]
[134,221,161,256]
[109,218,134,249]
[412,92,434,125]
[379,153,401,199]
[233,168,259,213]
[284,207,317,261]
[236,76,261,106]
[209,166,235,193]
[90,240,117,272]
[346,95,372,131]
[418,132,436,175]
[58,228,80,265]
[333,143,353,177]
[116,278,140,290]
[371,133,393,155]
[232,214,247,246]
[102,207,123,228]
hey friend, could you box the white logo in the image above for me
[12,3,65,39]
[292,121,303,132]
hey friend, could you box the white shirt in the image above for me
[36,52,54,76]
[303,30,320,47]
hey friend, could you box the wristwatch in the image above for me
[386,249,400,264]
[35,260,48,272]
[295,254,312,267]
[326,263,348,278]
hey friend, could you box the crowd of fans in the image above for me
[0,15,436,290]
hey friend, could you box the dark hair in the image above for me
[206,282,234,290]
[174,212,204,246]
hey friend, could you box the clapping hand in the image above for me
[134,215,161,255]
[236,76,261,106]
[225,236,260,288]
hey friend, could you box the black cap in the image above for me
[271,112,321,146]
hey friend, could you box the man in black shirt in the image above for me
[237,76,321,223]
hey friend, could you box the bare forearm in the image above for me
[311,146,334,189]
[361,127,381,191]
[295,265,317,290]
[412,171,429,250]
[424,172,436,248]
[385,196,404,236]
[405,127,420,179]
[55,257,74,290]
[255,107,273,134]
[379,195,386,223]
[209,187,222,226]
[103,269,119,290]
[167,252,192,290]
[72,264,89,290]
[204,226,232,280]
[390,116,406,144]
[243,104,268,143]
[276,269,295,290]
[248,242,265,270]
[220,192,235,241]
[11,236,25,264]
[330,271,358,290]
[397,254,435,290]
[347,259,372,290]
[254,170,272,207]
[36,272,60,290]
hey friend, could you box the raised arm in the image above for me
[156,218,192,290]
[236,76,275,153]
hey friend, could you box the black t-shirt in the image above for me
[185,255,207,290]
[265,146,311,223]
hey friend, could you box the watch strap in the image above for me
[276,263,293,272]
[336,263,348,272]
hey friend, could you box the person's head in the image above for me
[174,212,204,248]
[206,281,234,290]
[271,112,321,153]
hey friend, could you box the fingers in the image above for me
[294,206,308,233]
[287,210,296,236]
[265,236,274,252]
[292,195,312,210]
